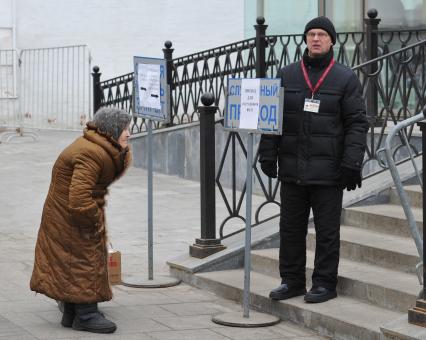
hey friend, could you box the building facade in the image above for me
[244,0,426,38]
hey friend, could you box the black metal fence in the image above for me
[94,11,426,130]
[93,10,426,240]
[357,39,426,170]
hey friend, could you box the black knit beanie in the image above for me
[92,107,131,141]
[304,16,336,45]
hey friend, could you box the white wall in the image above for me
[14,0,245,80]
[0,0,12,27]
[0,0,13,49]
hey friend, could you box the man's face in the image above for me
[306,28,333,57]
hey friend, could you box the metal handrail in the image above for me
[382,111,424,284]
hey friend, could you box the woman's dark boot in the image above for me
[72,303,116,334]
[60,302,75,328]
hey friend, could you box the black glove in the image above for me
[340,167,362,191]
[260,161,277,178]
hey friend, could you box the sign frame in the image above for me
[133,56,170,123]
[224,77,283,135]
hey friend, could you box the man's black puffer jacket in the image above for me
[259,48,368,186]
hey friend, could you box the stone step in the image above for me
[390,185,423,208]
[342,204,422,238]
[193,269,403,340]
[307,226,420,274]
[251,248,419,312]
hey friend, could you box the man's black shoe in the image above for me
[304,286,337,303]
[269,283,306,300]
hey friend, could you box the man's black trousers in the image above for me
[279,181,343,290]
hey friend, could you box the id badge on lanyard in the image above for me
[304,98,320,113]
[301,58,335,113]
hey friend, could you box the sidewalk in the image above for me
[0,129,327,339]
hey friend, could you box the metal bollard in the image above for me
[162,41,174,127]
[255,16,267,79]
[364,9,380,126]
[189,92,226,258]
[91,66,102,114]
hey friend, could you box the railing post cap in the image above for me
[256,16,265,25]
[92,66,100,73]
[367,8,378,19]
[164,40,173,49]
[201,92,215,106]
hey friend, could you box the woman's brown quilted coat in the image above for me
[30,124,131,303]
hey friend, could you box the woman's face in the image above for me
[118,125,130,148]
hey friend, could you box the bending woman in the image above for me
[30,107,132,334]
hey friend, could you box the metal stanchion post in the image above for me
[122,119,180,288]
[243,132,254,318]
[212,132,279,327]
[148,118,154,280]
[122,56,179,288]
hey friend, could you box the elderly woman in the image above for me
[30,107,132,334]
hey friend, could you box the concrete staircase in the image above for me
[173,185,423,339]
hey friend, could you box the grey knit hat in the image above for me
[304,16,336,45]
[92,107,131,141]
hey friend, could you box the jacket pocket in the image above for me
[316,89,343,115]
[283,87,303,135]
[284,87,304,113]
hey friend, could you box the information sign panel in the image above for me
[224,78,283,135]
[133,56,170,122]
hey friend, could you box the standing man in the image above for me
[258,16,368,303]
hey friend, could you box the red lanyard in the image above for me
[301,58,335,98]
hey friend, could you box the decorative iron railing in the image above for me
[93,10,426,240]
[378,28,426,53]
[171,38,257,124]
[355,39,426,173]
[264,31,365,77]
[94,15,425,132]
